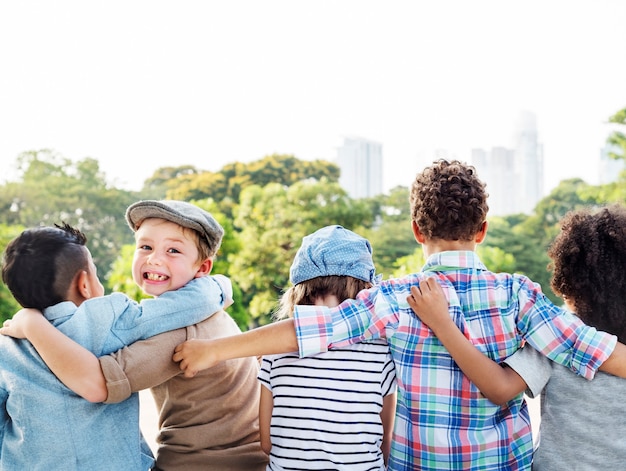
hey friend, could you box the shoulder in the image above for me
[504,346,551,397]
[80,292,133,317]
[189,310,241,339]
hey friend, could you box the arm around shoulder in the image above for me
[0,309,107,402]
[599,340,626,378]
[102,327,188,403]
[173,318,298,377]
[407,278,527,405]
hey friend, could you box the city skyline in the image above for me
[1,1,625,196]
[336,136,383,199]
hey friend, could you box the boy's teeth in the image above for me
[145,273,167,281]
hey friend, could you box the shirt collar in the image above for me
[422,250,487,272]
[43,301,78,321]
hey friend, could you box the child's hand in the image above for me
[407,277,452,334]
[0,308,44,339]
[173,339,219,378]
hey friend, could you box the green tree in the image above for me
[477,246,516,274]
[164,154,340,216]
[607,106,626,160]
[598,107,626,202]
[391,248,426,278]
[141,165,201,199]
[360,186,416,278]
[0,150,138,284]
[0,224,25,322]
[229,179,373,325]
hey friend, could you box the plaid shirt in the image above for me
[293,251,616,471]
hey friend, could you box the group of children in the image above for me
[1,159,625,470]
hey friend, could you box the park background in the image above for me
[1,122,625,326]
[1,0,625,456]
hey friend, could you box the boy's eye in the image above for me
[139,244,152,251]
[167,248,181,254]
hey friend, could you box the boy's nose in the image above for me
[147,252,164,265]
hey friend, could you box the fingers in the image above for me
[172,342,199,377]
[419,277,438,293]
[408,277,446,307]
[0,320,12,336]
[183,369,197,378]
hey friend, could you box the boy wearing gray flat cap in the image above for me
[4,200,267,470]
[258,225,396,470]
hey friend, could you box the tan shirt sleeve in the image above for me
[100,327,188,404]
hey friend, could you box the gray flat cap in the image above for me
[125,200,224,256]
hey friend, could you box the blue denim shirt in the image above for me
[0,275,228,471]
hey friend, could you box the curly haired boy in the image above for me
[408,203,626,470]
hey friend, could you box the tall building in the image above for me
[470,111,544,216]
[471,147,516,216]
[513,111,544,214]
[336,136,383,199]
[599,143,625,184]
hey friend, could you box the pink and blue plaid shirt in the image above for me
[293,251,616,471]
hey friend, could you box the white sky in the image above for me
[1,1,625,195]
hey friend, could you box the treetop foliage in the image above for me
[1,107,625,325]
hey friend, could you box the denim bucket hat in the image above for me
[126,200,224,256]
[290,225,376,285]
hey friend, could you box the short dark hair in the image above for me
[410,159,489,241]
[548,204,626,343]
[1,223,90,310]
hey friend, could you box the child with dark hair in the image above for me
[1,201,267,471]
[408,203,626,470]
[259,225,396,469]
[173,160,626,471]
[0,215,227,470]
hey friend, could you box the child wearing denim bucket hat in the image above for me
[2,200,268,470]
[257,225,396,470]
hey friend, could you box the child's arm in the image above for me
[0,309,107,402]
[258,385,273,455]
[380,391,396,466]
[597,342,626,378]
[407,278,527,405]
[173,318,298,377]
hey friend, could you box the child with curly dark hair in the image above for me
[408,203,626,470]
[174,160,626,471]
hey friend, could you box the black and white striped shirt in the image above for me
[258,340,396,470]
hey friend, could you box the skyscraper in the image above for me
[599,143,625,184]
[471,111,544,216]
[472,146,516,216]
[336,136,383,199]
[513,111,544,214]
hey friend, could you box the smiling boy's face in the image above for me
[131,218,205,297]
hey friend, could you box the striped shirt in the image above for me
[293,251,617,471]
[258,340,396,470]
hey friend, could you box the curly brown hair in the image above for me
[410,159,489,240]
[548,204,626,343]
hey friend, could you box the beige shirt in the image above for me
[101,310,268,471]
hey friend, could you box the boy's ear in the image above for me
[412,220,427,244]
[194,259,213,278]
[75,271,94,300]
[475,221,489,243]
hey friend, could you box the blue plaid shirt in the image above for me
[293,251,616,471]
